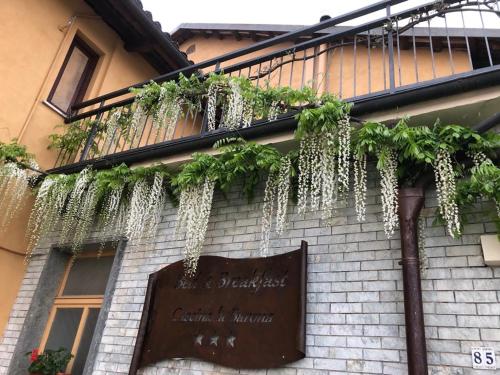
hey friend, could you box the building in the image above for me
[1,0,500,374]
[0,0,190,337]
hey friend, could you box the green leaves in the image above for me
[26,347,72,375]
[295,99,351,140]
[48,120,103,156]
[353,117,500,186]
[0,139,33,165]
[172,139,289,202]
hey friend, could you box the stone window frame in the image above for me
[8,239,126,375]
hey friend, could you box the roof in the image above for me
[84,0,192,74]
[171,23,313,45]
[171,22,500,46]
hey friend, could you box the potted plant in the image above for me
[26,348,72,375]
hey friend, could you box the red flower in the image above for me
[30,348,39,362]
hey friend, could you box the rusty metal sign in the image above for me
[129,241,307,373]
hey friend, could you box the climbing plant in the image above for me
[295,97,352,220]
[129,74,205,142]
[13,72,499,276]
[353,119,500,238]
[172,138,291,275]
[48,120,104,157]
[0,140,39,231]
[26,163,173,261]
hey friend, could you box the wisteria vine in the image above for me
[6,76,499,276]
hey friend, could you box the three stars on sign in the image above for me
[194,334,236,348]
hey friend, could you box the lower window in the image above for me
[39,251,114,374]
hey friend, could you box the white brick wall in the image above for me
[0,245,50,374]
[1,170,499,375]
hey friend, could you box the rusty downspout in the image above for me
[398,187,427,375]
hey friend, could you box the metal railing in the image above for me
[54,0,500,168]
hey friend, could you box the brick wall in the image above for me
[1,166,499,375]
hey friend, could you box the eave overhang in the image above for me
[84,0,192,74]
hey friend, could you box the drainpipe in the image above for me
[398,187,427,375]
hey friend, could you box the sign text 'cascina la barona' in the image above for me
[129,241,307,373]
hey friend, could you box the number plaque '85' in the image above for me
[471,347,496,370]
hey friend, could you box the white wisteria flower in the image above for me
[379,148,399,238]
[434,148,461,237]
[259,156,291,256]
[176,177,215,276]
[206,83,219,131]
[353,153,367,222]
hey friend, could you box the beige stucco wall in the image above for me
[0,250,26,335]
[0,0,160,334]
[0,0,159,169]
[326,43,471,98]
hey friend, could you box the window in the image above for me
[48,36,98,115]
[39,252,114,375]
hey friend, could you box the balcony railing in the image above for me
[53,0,500,169]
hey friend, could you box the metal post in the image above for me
[398,187,428,375]
[79,101,105,162]
[386,5,396,92]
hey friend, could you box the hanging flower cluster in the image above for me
[176,177,215,276]
[27,164,171,259]
[378,147,399,237]
[222,80,246,130]
[27,174,76,257]
[206,82,219,131]
[103,107,123,151]
[173,140,287,273]
[353,153,367,222]
[0,140,39,231]
[434,149,461,237]
[0,163,34,229]
[130,74,204,140]
[418,214,428,276]
[295,100,352,219]
[259,156,291,256]
[126,171,167,240]
[205,75,257,131]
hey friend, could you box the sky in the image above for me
[141,0,498,35]
[142,0,434,33]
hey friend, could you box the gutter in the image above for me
[48,114,298,175]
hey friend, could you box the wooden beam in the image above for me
[124,38,156,53]
[213,30,224,40]
[233,31,242,41]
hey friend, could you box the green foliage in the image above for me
[456,160,500,235]
[253,85,318,120]
[130,73,204,118]
[173,139,290,201]
[353,118,500,186]
[26,348,72,375]
[48,120,103,156]
[0,139,33,165]
[37,72,500,240]
[295,98,351,139]
[90,163,173,205]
